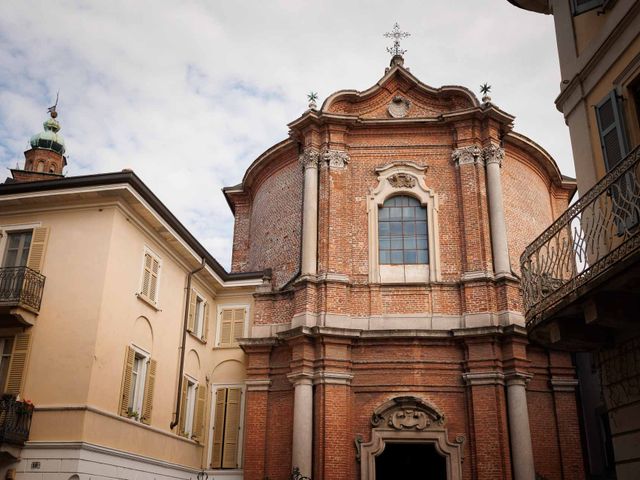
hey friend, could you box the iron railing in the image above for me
[0,267,45,312]
[520,145,640,327]
[0,395,33,445]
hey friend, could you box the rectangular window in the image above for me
[0,338,14,393]
[119,346,156,424]
[139,249,161,304]
[3,232,32,268]
[128,352,147,418]
[188,289,209,340]
[571,0,604,15]
[217,307,247,347]
[211,386,243,469]
[184,378,197,437]
[596,90,629,171]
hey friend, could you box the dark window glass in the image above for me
[378,195,429,265]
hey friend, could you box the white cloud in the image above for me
[0,0,572,269]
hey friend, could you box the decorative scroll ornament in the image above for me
[299,148,320,169]
[371,396,445,431]
[387,173,416,188]
[322,149,350,168]
[451,145,481,166]
[483,144,505,166]
[387,95,411,118]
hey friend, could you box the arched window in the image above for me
[36,161,45,172]
[378,195,428,265]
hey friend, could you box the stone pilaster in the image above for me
[483,144,511,276]
[300,148,320,276]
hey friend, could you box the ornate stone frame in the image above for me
[367,162,441,283]
[359,397,463,480]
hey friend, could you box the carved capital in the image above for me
[322,149,350,169]
[482,144,505,167]
[452,145,482,166]
[299,148,320,169]
[387,173,416,188]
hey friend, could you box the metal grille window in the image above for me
[378,195,428,265]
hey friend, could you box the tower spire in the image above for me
[7,95,67,183]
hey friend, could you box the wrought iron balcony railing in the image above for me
[0,266,45,312]
[0,395,34,445]
[520,145,640,328]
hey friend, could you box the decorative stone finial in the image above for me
[307,91,318,110]
[384,23,410,59]
[480,83,492,103]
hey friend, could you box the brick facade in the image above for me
[230,60,584,479]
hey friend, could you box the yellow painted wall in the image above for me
[0,198,255,469]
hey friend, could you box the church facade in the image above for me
[229,54,585,480]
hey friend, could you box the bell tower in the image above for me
[10,100,67,183]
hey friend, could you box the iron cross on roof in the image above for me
[384,23,410,56]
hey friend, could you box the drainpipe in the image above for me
[170,258,206,430]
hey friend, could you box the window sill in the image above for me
[214,344,241,350]
[187,331,207,344]
[136,293,161,311]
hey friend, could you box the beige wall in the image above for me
[0,196,256,471]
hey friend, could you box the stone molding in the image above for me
[299,147,320,169]
[462,371,505,386]
[367,161,441,284]
[452,145,482,166]
[287,372,314,386]
[504,370,533,387]
[245,379,272,391]
[550,377,580,392]
[322,149,350,168]
[483,144,505,167]
[313,371,354,386]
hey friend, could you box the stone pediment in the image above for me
[321,66,479,119]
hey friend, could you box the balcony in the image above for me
[0,396,34,463]
[520,146,640,350]
[0,267,45,327]
[0,396,33,446]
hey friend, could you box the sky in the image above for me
[0,1,572,269]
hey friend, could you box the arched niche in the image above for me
[358,396,464,480]
[185,349,201,378]
[211,359,246,384]
[132,316,153,353]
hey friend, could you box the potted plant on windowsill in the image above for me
[126,408,139,420]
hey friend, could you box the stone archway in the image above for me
[359,396,464,480]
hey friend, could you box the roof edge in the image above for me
[0,171,267,283]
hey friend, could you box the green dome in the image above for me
[30,117,66,155]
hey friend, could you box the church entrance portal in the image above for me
[375,442,446,479]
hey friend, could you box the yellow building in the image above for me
[0,112,265,479]
[508,0,640,478]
